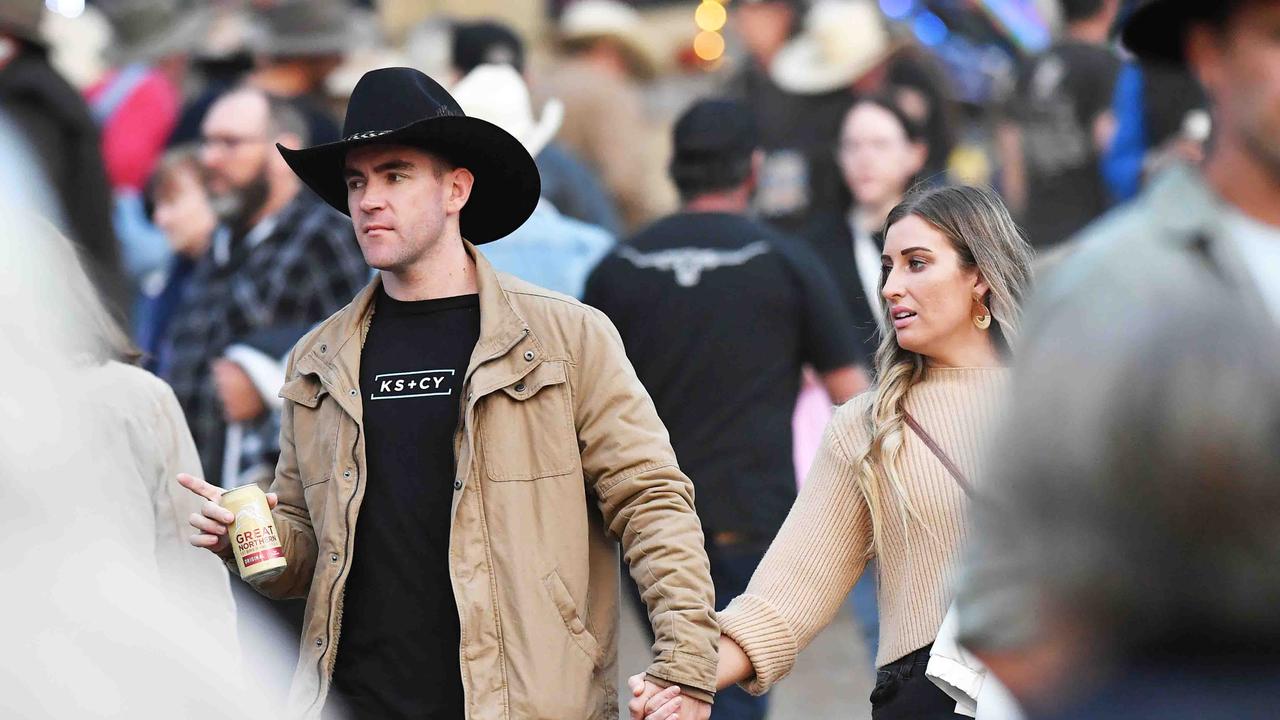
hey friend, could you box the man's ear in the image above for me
[446,167,476,214]
[1186,23,1226,97]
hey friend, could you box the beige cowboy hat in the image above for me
[770,0,896,95]
[450,63,563,159]
[559,0,659,80]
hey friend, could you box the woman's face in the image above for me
[880,214,987,361]
[154,165,217,259]
[838,102,926,211]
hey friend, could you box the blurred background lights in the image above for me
[693,29,725,62]
[694,0,727,32]
[45,0,84,19]
[878,0,915,21]
[912,11,949,47]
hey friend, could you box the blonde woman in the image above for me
[630,185,1033,720]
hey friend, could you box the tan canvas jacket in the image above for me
[245,243,718,718]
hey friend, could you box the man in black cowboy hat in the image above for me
[955,0,1280,715]
[179,67,718,720]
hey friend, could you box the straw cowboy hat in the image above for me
[559,0,659,80]
[770,0,897,95]
[449,63,564,159]
[278,67,540,244]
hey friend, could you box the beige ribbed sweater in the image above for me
[718,367,1007,694]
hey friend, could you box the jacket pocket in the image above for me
[480,361,578,482]
[280,374,337,488]
[543,568,602,667]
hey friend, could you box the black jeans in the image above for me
[869,645,967,720]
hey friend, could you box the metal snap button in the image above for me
[514,382,526,393]
[453,480,463,490]
[315,637,324,647]
[467,392,474,401]
[349,389,358,397]
[330,553,339,563]
[523,350,535,361]
[343,470,352,478]
[319,344,327,353]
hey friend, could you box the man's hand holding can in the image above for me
[178,473,278,560]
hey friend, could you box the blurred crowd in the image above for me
[2,0,1209,488]
[2,0,1276,718]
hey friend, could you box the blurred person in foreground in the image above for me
[0,208,258,714]
[956,0,1280,710]
[634,186,1034,720]
[0,0,128,317]
[451,63,614,299]
[160,86,368,489]
[450,18,622,235]
[538,0,676,231]
[590,98,864,720]
[956,266,1280,718]
[179,67,719,719]
[996,0,1123,249]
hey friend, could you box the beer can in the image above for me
[220,483,287,583]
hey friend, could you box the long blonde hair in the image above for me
[855,185,1033,557]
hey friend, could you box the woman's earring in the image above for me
[973,303,992,330]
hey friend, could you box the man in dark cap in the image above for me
[178,67,718,720]
[956,0,1280,715]
[0,0,127,318]
[587,98,863,720]
[450,19,526,76]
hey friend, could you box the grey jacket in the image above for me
[955,163,1277,651]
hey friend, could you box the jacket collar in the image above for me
[1143,163,1271,312]
[293,241,537,421]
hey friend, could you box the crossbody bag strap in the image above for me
[903,412,974,499]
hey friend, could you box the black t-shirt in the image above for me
[583,212,857,542]
[1010,40,1121,248]
[329,288,480,719]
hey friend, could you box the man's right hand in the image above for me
[177,473,278,559]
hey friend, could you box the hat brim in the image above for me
[278,115,541,244]
[1121,0,1191,66]
[770,35,894,95]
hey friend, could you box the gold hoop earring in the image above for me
[974,304,992,330]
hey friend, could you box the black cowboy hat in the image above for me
[1121,0,1227,66]
[277,67,540,244]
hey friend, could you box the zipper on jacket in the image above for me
[446,327,526,718]
[316,418,364,712]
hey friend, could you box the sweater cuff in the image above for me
[718,594,799,695]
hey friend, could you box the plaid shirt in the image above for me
[159,192,369,486]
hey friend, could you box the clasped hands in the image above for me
[626,675,711,720]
